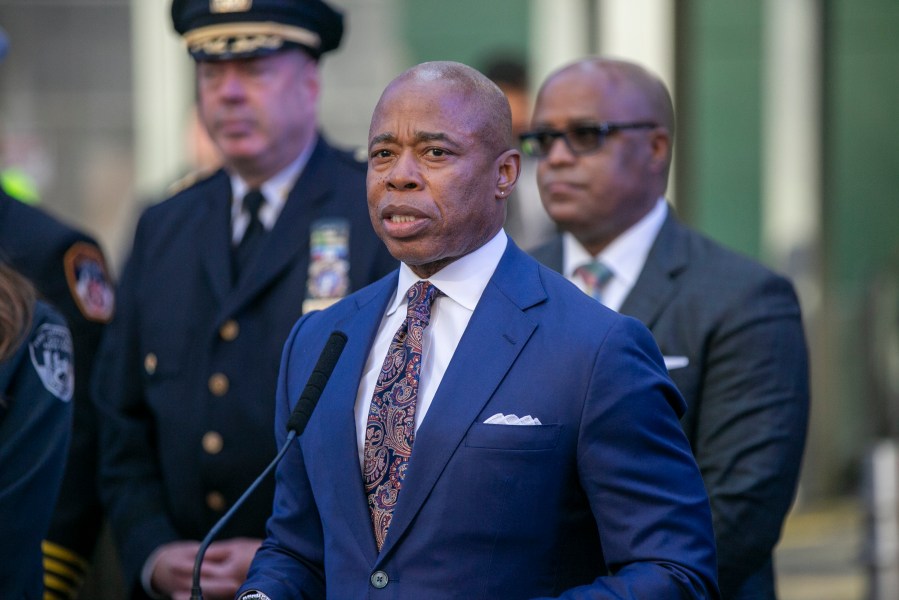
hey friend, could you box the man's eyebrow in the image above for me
[415,131,451,143]
[369,132,397,149]
[368,131,460,150]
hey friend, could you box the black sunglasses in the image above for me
[519,122,657,158]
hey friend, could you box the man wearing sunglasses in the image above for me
[528,57,809,600]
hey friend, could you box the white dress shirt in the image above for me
[563,198,668,312]
[228,138,316,244]
[354,229,508,467]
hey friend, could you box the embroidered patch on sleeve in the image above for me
[29,323,74,402]
[63,241,115,323]
[238,591,272,600]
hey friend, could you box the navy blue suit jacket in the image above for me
[531,210,809,599]
[93,136,397,591]
[240,241,719,599]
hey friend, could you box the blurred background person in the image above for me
[92,1,395,598]
[0,183,115,600]
[0,27,115,600]
[0,261,74,599]
[527,57,809,599]
[481,54,555,251]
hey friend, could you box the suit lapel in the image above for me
[619,209,689,328]
[314,275,397,562]
[378,243,544,559]
[224,139,333,318]
[196,172,234,305]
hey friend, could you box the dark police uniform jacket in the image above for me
[0,190,113,597]
[0,301,74,600]
[93,136,396,591]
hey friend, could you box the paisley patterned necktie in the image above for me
[363,280,439,550]
[574,260,613,304]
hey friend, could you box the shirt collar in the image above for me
[387,229,508,317]
[563,197,668,288]
[229,135,317,217]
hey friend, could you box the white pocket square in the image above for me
[484,413,542,426]
[664,355,689,370]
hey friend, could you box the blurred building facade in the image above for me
[0,0,897,550]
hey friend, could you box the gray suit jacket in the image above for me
[531,209,809,600]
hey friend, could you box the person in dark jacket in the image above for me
[0,190,113,599]
[93,1,395,598]
[526,57,810,599]
[0,262,74,599]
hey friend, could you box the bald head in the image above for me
[372,61,515,156]
[540,57,675,144]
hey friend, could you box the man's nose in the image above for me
[544,135,577,165]
[386,152,422,190]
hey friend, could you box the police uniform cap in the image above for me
[171,0,344,61]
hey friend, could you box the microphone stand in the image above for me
[189,429,296,600]
[188,330,347,600]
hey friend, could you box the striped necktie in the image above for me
[574,260,613,304]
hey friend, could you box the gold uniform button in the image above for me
[208,373,229,396]
[144,353,158,375]
[206,491,226,512]
[202,431,223,455]
[220,320,239,341]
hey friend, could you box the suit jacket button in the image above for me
[208,373,229,396]
[202,431,223,455]
[219,320,239,341]
[370,570,389,589]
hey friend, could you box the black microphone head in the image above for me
[286,331,347,434]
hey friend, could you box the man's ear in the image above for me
[495,149,521,199]
[648,127,672,175]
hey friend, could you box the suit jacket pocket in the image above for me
[465,422,561,450]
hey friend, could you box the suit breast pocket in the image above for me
[464,422,561,451]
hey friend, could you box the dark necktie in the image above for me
[574,260,613,304]
[363,280,439,550]
[232,189,266,281]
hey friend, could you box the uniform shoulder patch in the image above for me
[166,167,218,196]
[63,242,115,323]
[237,592,272,600]
[29,323,74,402]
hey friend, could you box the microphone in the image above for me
[190,331,348,600]
[287,330,348,434]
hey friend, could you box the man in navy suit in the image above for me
[93,1,395,598]
[526,58,809,599]
[238,61,719,599]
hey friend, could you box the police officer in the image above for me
[0,190,114,599]
[0,263,75,599]
[93,1,396,598]
[0,29,115,599]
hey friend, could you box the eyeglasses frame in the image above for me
[518,121,658,159]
